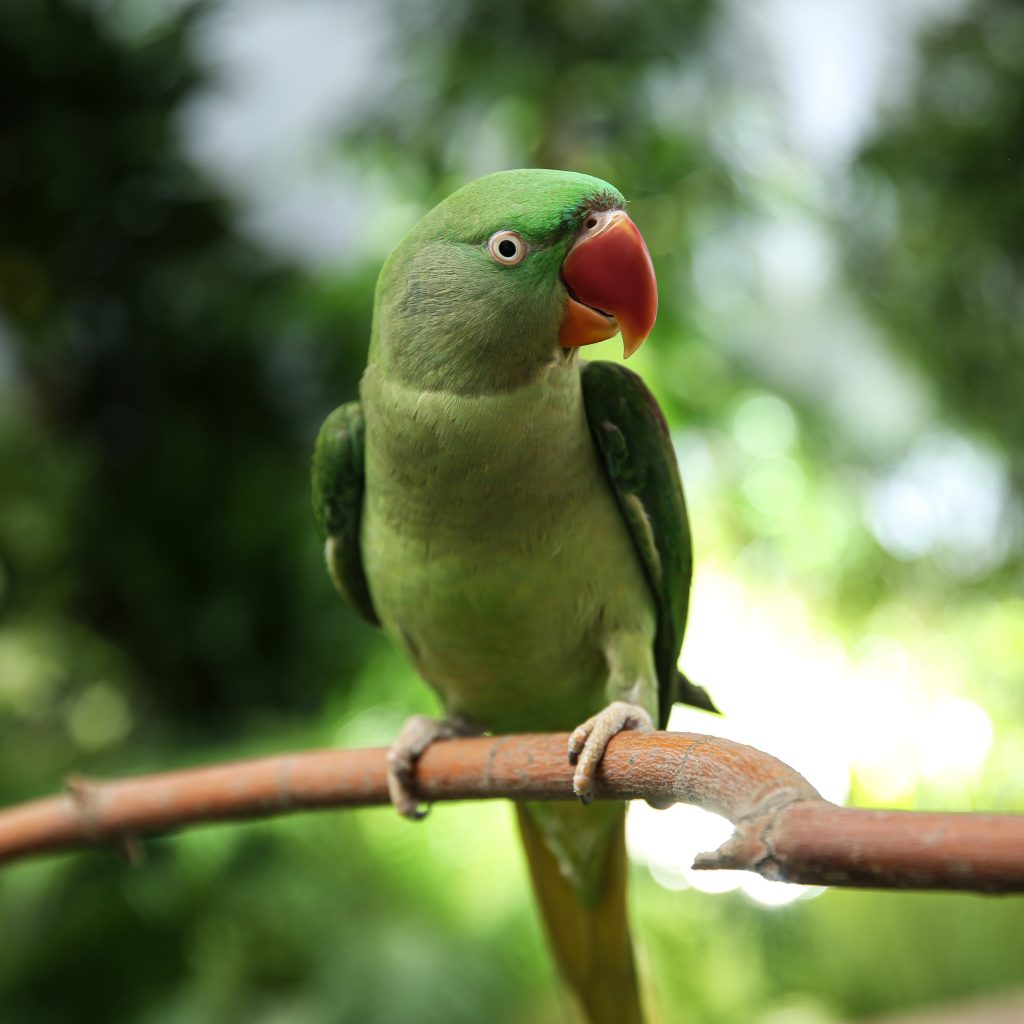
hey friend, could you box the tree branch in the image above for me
[1,731,1022,892]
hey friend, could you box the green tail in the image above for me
[516,804,644,1024]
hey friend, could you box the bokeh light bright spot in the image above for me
[864,430,1013,577]
[741,875,825,908]
[66,682,133,751]
[733,393,798,459]
[917,697,993,783]
[742,457,806,522]
[627,803,746,896]
[853,747,918,806]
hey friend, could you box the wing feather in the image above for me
[311,402,379,627]
[581,361,698,727]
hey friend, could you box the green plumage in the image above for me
[313,363,709,727]
[311,402,377,626]
[580,361,692,729]
[313,169,709,1024]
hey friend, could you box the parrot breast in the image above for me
[359,358,658,734]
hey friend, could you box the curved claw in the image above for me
[386,714,481,820]
[386,734,430,820]
[567,700,654,804]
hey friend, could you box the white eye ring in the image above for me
[487,230,526,266]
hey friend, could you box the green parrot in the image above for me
[312,168,714,1024]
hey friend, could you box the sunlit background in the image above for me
[2,0,1023,1021]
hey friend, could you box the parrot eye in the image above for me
[487,230,526,266]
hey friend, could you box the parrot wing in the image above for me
[581,360,713,727]
[311,402,379,627]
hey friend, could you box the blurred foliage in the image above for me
[1,0,1022,1022]
[0,0,378,735]
[845,0,1024,492]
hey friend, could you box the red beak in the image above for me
[559,210,658,358]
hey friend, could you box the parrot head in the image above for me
[371,169,658,392]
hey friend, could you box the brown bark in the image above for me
[1,731,1022,892]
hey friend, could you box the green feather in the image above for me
[311,402,378,627]
[581,361,694,727]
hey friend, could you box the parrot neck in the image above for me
[369,256,568,396]
[370,332,567,396]
[361,354,594,543]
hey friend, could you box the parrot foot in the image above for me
[387,714,482,820]
[567,701,653,804]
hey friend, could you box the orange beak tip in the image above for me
[622,330,646,359]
